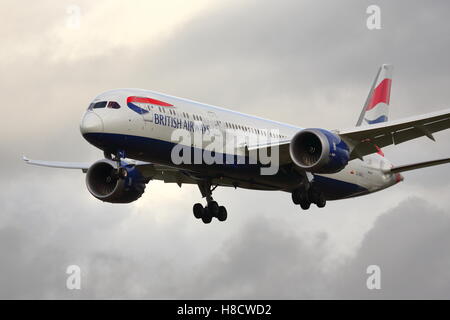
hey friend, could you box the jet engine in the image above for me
[289,128,350,173]
[85,159,147,203]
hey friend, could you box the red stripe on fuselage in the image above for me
[366,78,392,111]
[127,96,173,107]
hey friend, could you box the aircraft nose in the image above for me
[80,112,104,134]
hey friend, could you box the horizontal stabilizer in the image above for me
[387,157,450,174]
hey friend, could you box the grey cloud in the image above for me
[333,197,450,299]
[173,197,450,299]
[1,0,449,299]
[178,216,331,299]
[1,176,450,299]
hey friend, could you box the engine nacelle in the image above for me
[86,159,146,203]
[289,128,350,173]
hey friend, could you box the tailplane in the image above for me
[387,157,450,174]
[356,64,393,126]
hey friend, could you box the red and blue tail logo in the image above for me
[357,64,393,126]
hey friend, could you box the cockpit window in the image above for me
[92,101,107,109]
[107,101,121,109]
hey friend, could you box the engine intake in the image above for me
[289,128,350,173]
[86,159,146,203]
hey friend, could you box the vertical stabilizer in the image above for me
[356,64,393,126]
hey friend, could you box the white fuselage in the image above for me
[80,88,402,200]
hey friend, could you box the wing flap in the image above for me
[136,163,198,185]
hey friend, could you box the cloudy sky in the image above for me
[0,0,449,299]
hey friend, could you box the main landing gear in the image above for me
[193,180,228,224]
[291,183,326,210]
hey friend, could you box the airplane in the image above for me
[24,64,450,224]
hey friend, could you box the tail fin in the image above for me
[356,64,393,126]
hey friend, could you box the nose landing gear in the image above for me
[104,150,129,179]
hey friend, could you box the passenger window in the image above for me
[93,101,107,109]
[107,101,121,109]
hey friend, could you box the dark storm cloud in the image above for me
[1,0,449,299]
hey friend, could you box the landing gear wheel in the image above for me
[193,203,204,219]
[208,201,219,217]
[299,199,311,210]
[316,194,326,208]
[299,193,311,210]
[292,190,301,205]
[217,206,227,222]
[308,185,321,204]
[201,208,213,224]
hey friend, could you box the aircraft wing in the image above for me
[23,156,199,185]
[23,156,91,172]
[337,108,450,160]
